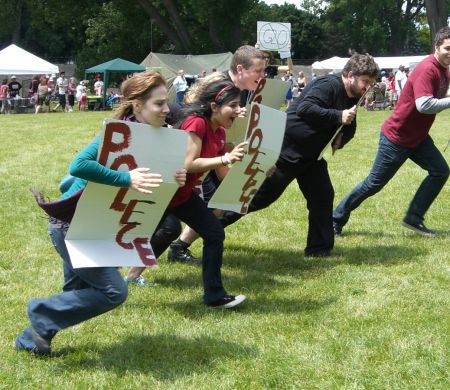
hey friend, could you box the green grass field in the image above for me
[0,109,449,389]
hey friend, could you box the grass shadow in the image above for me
[332,244,427,265]
[168,296,337,319]
[56,334,256,381]
[125,243,424,306]
[338,228,450,238]
[224,243,422,274]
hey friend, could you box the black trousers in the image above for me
[152,193,227,304]
[221,157,335,255]
[150,213,182,259]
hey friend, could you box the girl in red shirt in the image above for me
[128,79,248,308]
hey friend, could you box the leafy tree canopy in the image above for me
[0,0,439,75]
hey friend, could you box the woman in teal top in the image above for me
[15,70,186,355]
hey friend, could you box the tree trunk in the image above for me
[137,0,190,53]
[208,13,226,52]
[388,0,425,54]
[425,0,448,47]
[162,0,192,52]
[12,0,24,43]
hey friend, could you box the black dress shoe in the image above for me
[402,219,436,237]
[305,250,331,258]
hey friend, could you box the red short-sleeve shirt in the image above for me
[169,115,226,208]
[382,55,450,148]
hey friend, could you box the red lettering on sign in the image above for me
[112,195,157,265]
[115,223,136,250]
[98,122,131,165]
[110,188,129,212]
[119,199,139,224]
[109,154,138,213]
[248,128,263,153]
[240,104,265,214]
[133,237,156,266]
[101,121,158,266]
[110,154,137,171]
[246,104,260,140]
[248,79,266,105]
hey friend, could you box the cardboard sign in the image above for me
[226,78,289,144]
[247,78,290,111]
[257,21,291,52]
[208,103,286,213]
[65,119,188,268]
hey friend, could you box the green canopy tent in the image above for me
[84,58,145,105]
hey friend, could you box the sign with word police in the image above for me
[65,120,187,268]
[257,21,291,52]
[208,103,286,214]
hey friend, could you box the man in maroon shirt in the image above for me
[334,27,450,237]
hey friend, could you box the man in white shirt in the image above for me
[55,72,69,112]
[173,69,188,103]
[395,65,407,98]
[94,74,104,97]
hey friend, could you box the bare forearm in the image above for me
[185,156,225,173]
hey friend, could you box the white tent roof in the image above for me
[373,55,427,70]
[0,44,59,75]
[312,55,428,72]
[311,56,349,71]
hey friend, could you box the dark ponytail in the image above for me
[181,79,240,120]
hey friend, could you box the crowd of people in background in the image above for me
[0,59,427,117]
[0,72,107,114]
[363,64,412,111]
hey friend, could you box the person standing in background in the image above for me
[0,79,10,114]
[8,75,22,111]
[67,77,76,112]
[395,65,407,98]
[173,69,188,103]
[8,75,21,98]
[55,72,69,112]
[35,77,50,114]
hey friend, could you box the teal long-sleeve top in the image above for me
[60,135,131,199]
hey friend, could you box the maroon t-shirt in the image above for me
[382,54,450,148]
[169,115,226,208]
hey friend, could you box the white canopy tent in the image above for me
[0,44,59,75]
[312,55,428,73]
[373,55,427,70]
[311,56,349,72]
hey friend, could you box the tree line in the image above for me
[0,0,448,77]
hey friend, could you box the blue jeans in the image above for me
[16,219,128,349]
[333,133,449,227]
[175,90,186,103]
